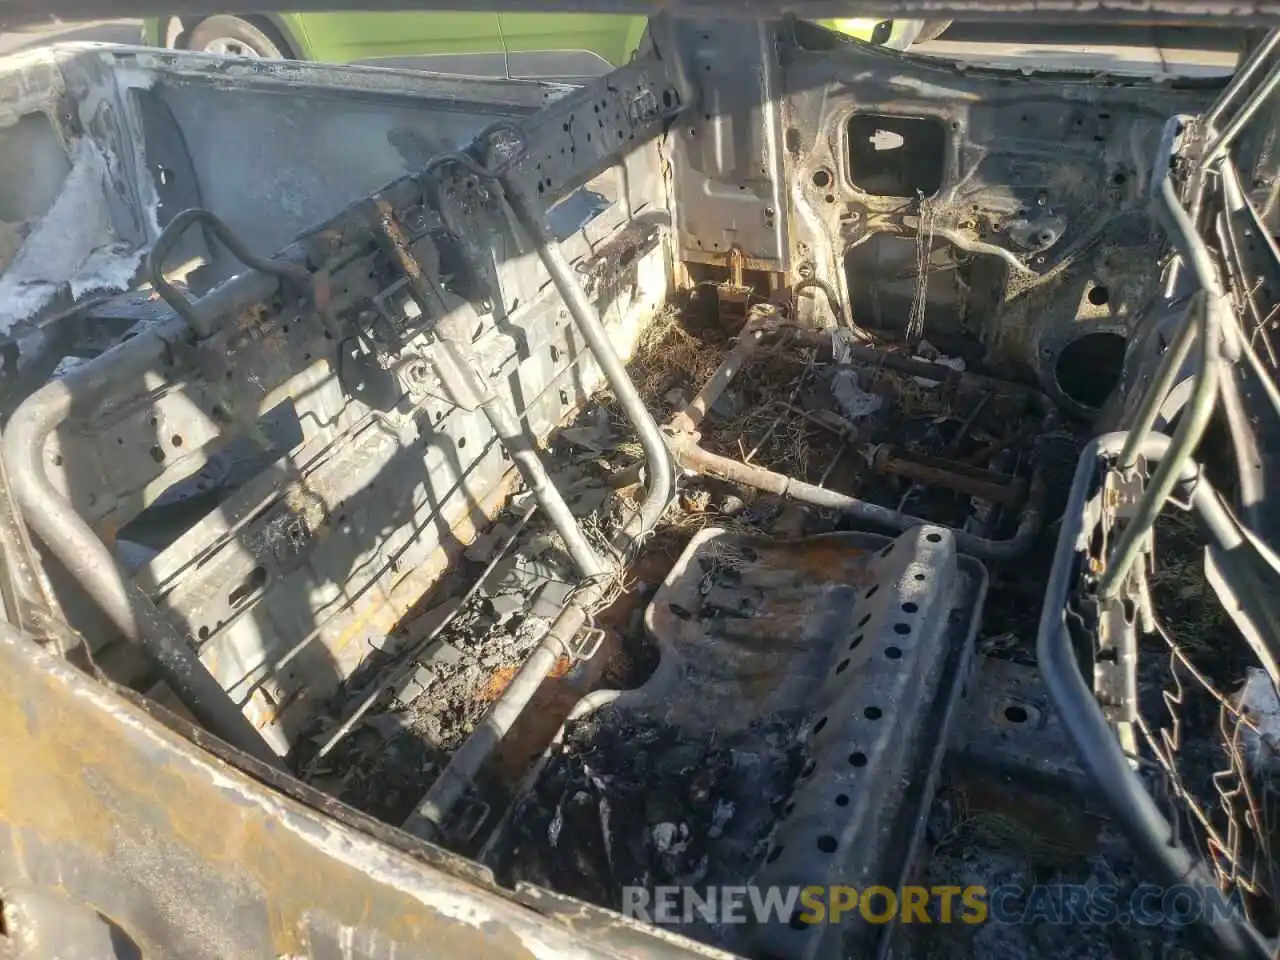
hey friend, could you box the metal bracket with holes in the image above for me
[568,626,606,664]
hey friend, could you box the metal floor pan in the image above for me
[484,524,987,960]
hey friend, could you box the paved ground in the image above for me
[0,17,1242,77]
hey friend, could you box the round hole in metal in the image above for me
[1055,331,1127,409]
[1004,704,1029,724]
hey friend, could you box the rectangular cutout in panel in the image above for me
[847,113,946,198]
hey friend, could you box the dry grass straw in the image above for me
[1149,511,1230,660]
[892,373,953,420]
[697,346,823,475]
[627,306,726,408]
[933,787,1087,867]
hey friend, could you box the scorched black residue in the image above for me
[494,710,806,915]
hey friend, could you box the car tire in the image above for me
[915,19,953,43]
[186,15,291,59]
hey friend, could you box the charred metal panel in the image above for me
[21,46,683,752]
[482,525,986,959]
[782,37,1214,394]
[740,528,986,960]
[0,44,561,339]
[952,654,1093,795]
[669,21,790,270]
[658,27,1219,408]
[0,624,723,959]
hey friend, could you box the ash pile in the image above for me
[295,516,590,824]
[491,709,804,942]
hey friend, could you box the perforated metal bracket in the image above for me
[743,525,989,960]
[1097,462,1156,664]
[439,51,690,213]
[1095,593,1139,724]
[567,626,606,664]
[1103,462,1150,522]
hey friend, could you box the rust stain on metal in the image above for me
[319,472,519,680]
[480,656,573,703]
[763,538,872,581]
[481,665,518,701]
[0,633,553,959]
[872,445,1027,505]
[375,197,426,288]
[313,266,333,314]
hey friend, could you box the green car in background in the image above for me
[142,12,949,79]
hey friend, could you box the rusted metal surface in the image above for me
[0,19,1271,960]
[714,246,753,329]
[0,622,738,959]
[375,197,436,308]
[665,326,1054,558]
[481,525,986,958]
[787,330,1039,400]
[669,308,780,435]
[666,415,1048,560]
[870,444,1028,505]
[2,47,678,754]
[402,153,679,839]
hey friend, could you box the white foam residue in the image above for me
[1239,668,1280,772]
[0,280,59,330]
[70,243,147,299]
[6,137,112,278]
[50,354,88,380]
[0,137,141,334]
[831,368,884,420]
[912,339,966,386]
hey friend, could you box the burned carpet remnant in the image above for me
[496,711,804,915]
[903,793,1212,960]
[302,606,554,824]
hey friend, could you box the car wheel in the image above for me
[186,16,290,59]
[915,19,953,43]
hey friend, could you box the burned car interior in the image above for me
[2,6,1280,958]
